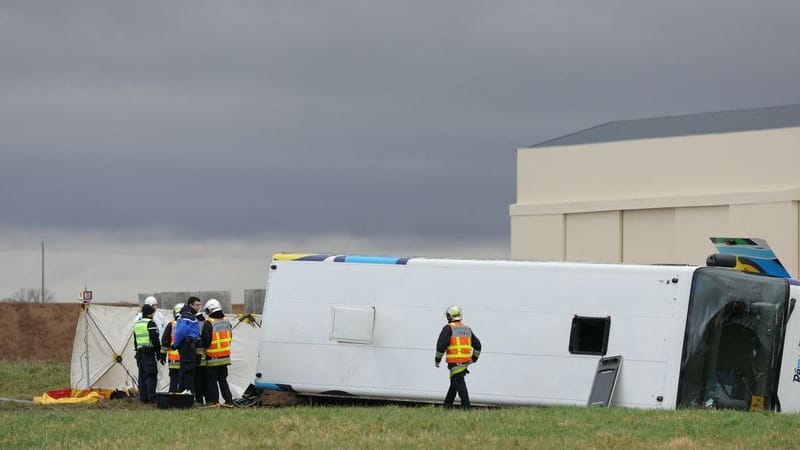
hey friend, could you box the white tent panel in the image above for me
[70,305,143,390]
[227,317,261,398]
[70,304,260,399]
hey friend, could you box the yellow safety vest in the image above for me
[134,318,154,349]
[206,318,232,366]
[446,322,473,364]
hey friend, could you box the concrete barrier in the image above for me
[138,291,232,313]
[244,289,265,314]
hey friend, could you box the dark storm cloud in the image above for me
[2,1,799,241]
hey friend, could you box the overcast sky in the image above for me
[2,1,799,302]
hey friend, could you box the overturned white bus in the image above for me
[254,245,800,411]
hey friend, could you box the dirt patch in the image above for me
[0,302,82,361]
[0,302,245,362]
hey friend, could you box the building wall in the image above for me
[511,127,800,277]
[565,211,621,262]
[510,214,564,260]
[621,208,675,264]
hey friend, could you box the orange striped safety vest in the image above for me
[446,321,473,364]
[206,317,232,366]
[167,321,180,369]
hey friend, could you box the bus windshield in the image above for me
[677,267,789,410]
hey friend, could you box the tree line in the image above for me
[1,288,54,303]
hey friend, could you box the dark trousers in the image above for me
[205,365,233,404]
[194,358,206,404]
[136,350,158,403]
[178,340,197,396]
[168,368,180,392]
[444,370,470,409]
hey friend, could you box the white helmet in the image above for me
[172,303,183,319]
[204,298,222,314]
[446,304,463,322]
[144,296,158,307]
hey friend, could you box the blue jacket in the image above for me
[172,305,200,348]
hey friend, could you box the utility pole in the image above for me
[41,241,45,303]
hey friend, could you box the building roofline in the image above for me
[526,104,800,148]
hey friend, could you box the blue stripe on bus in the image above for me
[341,255,402,264]
[718,246,778,259]
[289,254,414,265]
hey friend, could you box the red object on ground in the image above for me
[46,388,75,399]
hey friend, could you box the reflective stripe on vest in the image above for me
[206,318,232,366]
[134,318,153,349]
[446,322,472,364]
[167,321,180,369]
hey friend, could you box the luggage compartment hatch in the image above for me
[588,355,623,407]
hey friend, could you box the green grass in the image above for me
[2,361,800,449]
[2,406,800,449]
[0,361,70,400]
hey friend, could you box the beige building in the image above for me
[511,104,800,277]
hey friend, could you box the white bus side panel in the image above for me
[256,259,694,408]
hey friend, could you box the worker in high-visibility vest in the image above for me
[201,298,233,406]
[435,304,482,410]
[160,303,184,392]
[134,304,161,404]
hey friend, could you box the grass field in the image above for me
[2,361,800,449]
[0,361,70,400]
